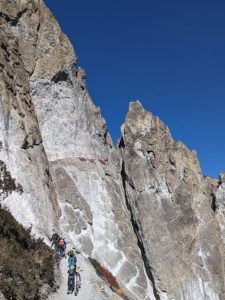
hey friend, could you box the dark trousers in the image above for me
[67,274,75,291]
[59,246,65,257]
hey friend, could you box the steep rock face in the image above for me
[0,1,152,299]
[17,1,154,299]
[120,101,225,300]
[1,1,225,300]
[0,0,59,237]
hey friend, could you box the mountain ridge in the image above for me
[0,1,225,299]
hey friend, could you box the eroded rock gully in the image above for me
[121,160,161,300]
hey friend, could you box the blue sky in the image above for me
[44,0,225,178]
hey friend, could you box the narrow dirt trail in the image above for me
[48,255,120,300]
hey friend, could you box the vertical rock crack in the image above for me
[121,159,161,300]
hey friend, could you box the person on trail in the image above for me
[50,232,60,250]
[58,237,66,257]
[67,247,80,266]
[68,250,77,267]
[68,255,76,267]
[67,265,81,295]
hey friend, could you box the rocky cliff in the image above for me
[0,0,59,239]
[0,1,225,300]
[120,102,225,299]
[29,1,151,299]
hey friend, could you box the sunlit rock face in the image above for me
[0,0,59,238]
[27,1,152,299]
[1,1,225,300]
[120,101,225,300]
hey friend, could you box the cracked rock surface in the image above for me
[15,0,152,299]
[120,101,225,300]
[1,1,225,300]
[0,0,59,238]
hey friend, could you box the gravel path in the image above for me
[48,255,119,300]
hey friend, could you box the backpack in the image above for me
[52,233,59,242]
[68,256,76,267]
[59,238,65,246]
[68,265,75,275]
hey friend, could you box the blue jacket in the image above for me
[68,256,76,266]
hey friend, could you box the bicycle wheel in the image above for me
[74,273,80,296]
[77,273,81,289]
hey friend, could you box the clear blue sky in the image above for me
[44,0,225,178]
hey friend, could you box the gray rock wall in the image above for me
[1,1,225,300]
[0,0,59,238]
[1,1,153,299]
[26,1,154,299]
[120,101,225,300]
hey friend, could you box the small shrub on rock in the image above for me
[0,205,57,300]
